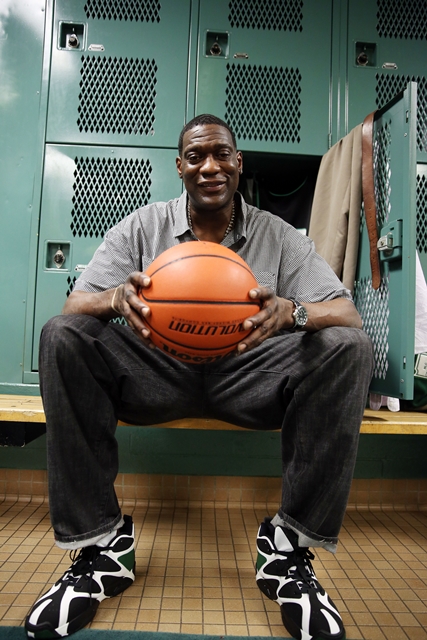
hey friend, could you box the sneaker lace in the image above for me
[63,545,104,599]
[286,547,319,593]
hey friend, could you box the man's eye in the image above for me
[188,155,200,163]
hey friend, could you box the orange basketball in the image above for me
[138,241,260,363]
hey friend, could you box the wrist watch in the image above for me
[290,299,308,330]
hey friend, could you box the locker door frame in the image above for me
[354,82,417,399]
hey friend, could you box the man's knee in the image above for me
[40,314,106,362]
[318,326,374,378]
[42,314,103,341]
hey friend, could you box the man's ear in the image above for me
[237,150,243,174]
[176,156,182,178]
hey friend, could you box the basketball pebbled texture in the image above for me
[138,241,260,363]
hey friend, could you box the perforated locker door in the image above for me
[345,0,427,305]
[416,164,427,278]
[195,0,332,156]
[30,146,182,370]
[347,0,427,160]
[46,0,190,147]
[353,83,417,399]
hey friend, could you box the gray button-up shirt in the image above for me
[74,190,352,303]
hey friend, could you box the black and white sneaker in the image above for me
[25,515,135,639]
[256,517,345,640]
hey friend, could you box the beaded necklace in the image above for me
[187,200,235,240]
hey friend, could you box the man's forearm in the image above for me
[62,289,119,320]
[303,298,362,332]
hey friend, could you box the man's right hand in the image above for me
[62,271,155,347]
[111,272,153,343]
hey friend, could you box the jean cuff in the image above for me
[54,514,124,550]
[273,511,338,554]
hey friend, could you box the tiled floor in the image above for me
[0,495,426,639]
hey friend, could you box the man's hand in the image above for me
[112,272,154,343]
[236,287,362,354]
[62,271,155,347]
[237,287,291,354]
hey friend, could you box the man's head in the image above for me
[176,114,242,213]
[178,114,237,156]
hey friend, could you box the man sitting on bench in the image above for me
[25,114,373,640]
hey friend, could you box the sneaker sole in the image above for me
[25,569,135,639]
[257,570,345,640]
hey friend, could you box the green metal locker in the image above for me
[346,0,427,299]
[21,0,193,379]
[28,145,182,373]
[0,1,46,390]
[46,0,191,147]
[347,0,427,143]
[195,0,333,156]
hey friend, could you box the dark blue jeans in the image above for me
[39,315,373,549]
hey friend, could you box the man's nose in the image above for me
[200,154,220,173]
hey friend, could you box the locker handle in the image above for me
[377,219,403,262]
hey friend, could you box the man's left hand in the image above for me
[237,287,293,354]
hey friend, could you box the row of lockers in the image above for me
[43,0,427,155]
[1,0,427,389]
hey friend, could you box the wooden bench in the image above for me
[1,394,427,446]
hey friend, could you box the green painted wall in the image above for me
[0,428,426,479]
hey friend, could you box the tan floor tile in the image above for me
[137,609,160,623]
[203,623,226,634]
[181,609,202,624]
[0,490,426,639]
[158,622,180,632]
[248,624,271,635]
[94,607,116,623]
[159,609,181,623]
[226,623,249,635]
[181,623,204,633]
[115,609,138,623]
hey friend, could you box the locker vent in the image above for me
[225,64,301,143]
[373,121,392,228]
[354,275,390,380]
[417,173,427,255]
[376,0,427,40]
[84,0,161,22]
[77,56,157,136]
[228,0,303,31]
[70,156,152,238]
[376,74,427,153]
[66,276,77,298]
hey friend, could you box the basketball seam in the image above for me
[148,253,257,279]
[140,299,260,305]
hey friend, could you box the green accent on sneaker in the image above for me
[118,549,135,572]
[256,551,266,572]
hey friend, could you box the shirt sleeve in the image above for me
[73,223,140,293]
[277,229,353,303]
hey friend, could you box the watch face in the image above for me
[293,303,308,328]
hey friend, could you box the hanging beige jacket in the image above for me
[308,123,363,293]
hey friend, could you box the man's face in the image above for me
[176,124,243,211]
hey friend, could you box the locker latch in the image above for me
[205,31,229,58]
[377,219,403,261]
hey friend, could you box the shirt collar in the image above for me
[174,190,248,245]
